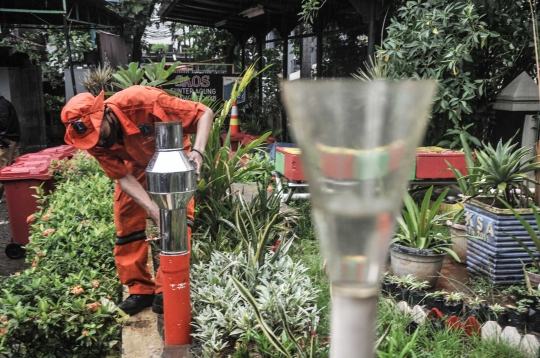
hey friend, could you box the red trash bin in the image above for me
[15,145,76,164]
[0,159,55,259]
[40,145,77,159]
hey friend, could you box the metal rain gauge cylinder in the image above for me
[146,121,197,346]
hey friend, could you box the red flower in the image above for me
[42,228,55,236]
[85,302,102,313]
[70,285,84,295]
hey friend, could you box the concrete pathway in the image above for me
[122,248,163,357]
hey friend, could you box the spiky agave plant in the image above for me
[472,138,540,207]
[82,64,113,96]
[352,56,390,82]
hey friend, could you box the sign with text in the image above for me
[163,73,246,104]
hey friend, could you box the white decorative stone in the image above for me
[412,305,427,324]
[397,301,411,315]
[520,334,540,358]
[500,326,522,348]
[481,321,501,342]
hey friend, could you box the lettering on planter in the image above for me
[476,216,483,232]
[464,212,474,227]
[485,221,494,238]
[466,213,494,242]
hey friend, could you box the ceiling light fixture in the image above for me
[239,4,264,18]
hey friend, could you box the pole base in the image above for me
[161,253,191,346]
[163,344,191,358]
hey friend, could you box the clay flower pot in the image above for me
[390,243,446,288]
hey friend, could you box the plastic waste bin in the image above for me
[40,145,77,159]
[15,145,76,164]
[0,159,55,259]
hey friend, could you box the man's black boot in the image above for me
[118,294,155,316]
[152,292,163,314]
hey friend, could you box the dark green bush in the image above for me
[0,152,123,357]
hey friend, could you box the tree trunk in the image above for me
[129,0,158,63]
[131,25,145,63]
[225,37,239,74]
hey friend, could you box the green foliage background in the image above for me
[378,0,536,146]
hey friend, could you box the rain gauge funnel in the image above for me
[146,122,197,346]
[282,80,437,357]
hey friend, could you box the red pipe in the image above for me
[160,252,191,346]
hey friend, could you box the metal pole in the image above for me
[330,289,378,357]
[281,30,289,142]
[367,0,376,60]
[63,14,77,97]
[316,15,323,79]
[258,34,263,106]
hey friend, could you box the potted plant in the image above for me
[465,297,489,323]
[506,299,531,330]
[488,303,507,325]
[390,186,460,287]
[528,302,540,332]
[407,280,430,306]
[425,290,447,311]
[464,137,540,283]
[394,274,417,302]
[381,273,400,297]
[446,209,468,263]
[443,292,465,316]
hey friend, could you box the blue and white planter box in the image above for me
[465,198,540,285]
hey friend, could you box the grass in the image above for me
[288,237,530,357]
[377,299,530,357]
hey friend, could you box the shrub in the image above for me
[0,152,123,357]
[191,251,320,357]
[379,0,534,145]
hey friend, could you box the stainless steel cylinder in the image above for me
[146,121,197,255]
[155,122,184,151]
[160,208,189,254]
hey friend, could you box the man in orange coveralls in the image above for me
[61,85,213,316]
